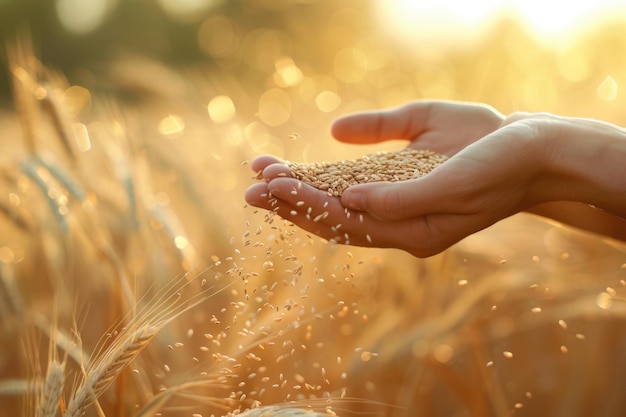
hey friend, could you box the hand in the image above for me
[246,100,518,257]
[245,101,626,257]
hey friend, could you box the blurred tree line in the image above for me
[0,0,339,105]
[0,0,223,102]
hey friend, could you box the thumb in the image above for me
[341,179,437,221]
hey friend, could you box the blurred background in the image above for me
[1,1,626,416]
[0,0,625,112]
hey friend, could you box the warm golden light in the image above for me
[258,88,292,126]
[63,85,92,117]
[156,0,220,22]
[158,114,185,137]
[315,90,341,113]
[71,123,92,152]
[597,75,618,101]
[55,0,110,33]
[374,0,626,49]
[273,57,304,88]
[334,47,368,83]
[6,2,626,416]
[208,95,236,123]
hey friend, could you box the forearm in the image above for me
[510,113,626,239]
[538,116,626,218]
[527,201,626,241]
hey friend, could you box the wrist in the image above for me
[534,115,626,218]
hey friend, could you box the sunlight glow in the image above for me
[374,0,626,49]
[158,114,185,137]
[208,95,236,123]
[55,0,110,34]
[156,0,220,22]
[597,75,618,101]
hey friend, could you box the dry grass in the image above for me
[1,5,626,417]
[63,272,230,417]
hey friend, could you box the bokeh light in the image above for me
[207,95,236,123]
[334,47,368,84]
[273,57,304,88]
[55,0,111,34]
[597,75,618,101]
[63,85,92,117]
[258,88,292,126]
[158,114,186,137]
[198,16,238,58]
[156,0,220,22]
[315,90,341,112]
[71,123,91,152]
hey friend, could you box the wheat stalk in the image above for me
[62,270,231,417]
[0,379,32,396]
[0,263,25,319]
[133,379,233,417]
[235,405,340,417]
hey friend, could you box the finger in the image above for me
[330,101,433,144]
[263,187,461,256]
[267,177,342,220]
[340,168,460,221]
[267,177,385,244]
[266,177,412,248]
[263,177,357,243]
[250,178,482,256]
[244,182,274,209]
[245,181,349,242]
[250,155,283,173]
[262,163,293,180]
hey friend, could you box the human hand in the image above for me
[245,100,626,257]
[246,100,526,257]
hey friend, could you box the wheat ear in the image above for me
[63,325,157,417]
[36,360,66,417]
[29,291,67,417]
[63,270,230,417]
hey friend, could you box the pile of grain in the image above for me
[284,148,448,196]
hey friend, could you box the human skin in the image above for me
[245,101,626,258]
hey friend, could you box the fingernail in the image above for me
[342,189,366,210]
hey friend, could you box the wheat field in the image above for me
[1,2,626,416]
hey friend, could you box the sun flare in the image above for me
[374,0,626,49]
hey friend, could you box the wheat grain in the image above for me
[284,149,448,196]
